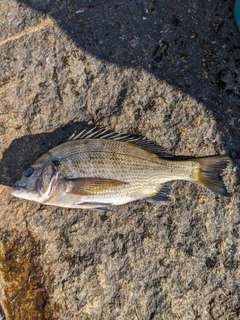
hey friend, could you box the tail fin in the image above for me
[194,155,230,196]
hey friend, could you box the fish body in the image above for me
[11,129,230,210]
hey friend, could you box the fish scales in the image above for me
[44,139,162,180]
[11,129,230,210]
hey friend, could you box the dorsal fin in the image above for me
[68,127,172,158]
[127,140,172,158]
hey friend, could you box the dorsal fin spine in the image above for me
[68,127,171,158]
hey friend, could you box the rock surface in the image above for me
[0,0,240,319]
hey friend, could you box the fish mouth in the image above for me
[11,183,25,191]
[11,186,20,195]
[12,185,21,191]
[11,185,26,196]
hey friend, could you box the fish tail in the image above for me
[193,155,230,196]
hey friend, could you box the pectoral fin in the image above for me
[65,177,128,195]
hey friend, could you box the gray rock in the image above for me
[0,0,239,319]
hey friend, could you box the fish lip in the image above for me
[11,185,25,195]
[12,185,23,191]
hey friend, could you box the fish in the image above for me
[11,127,230,210]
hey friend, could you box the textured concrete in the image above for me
[0,0,240,319]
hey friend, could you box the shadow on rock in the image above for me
[0,121,88,186]
[14,0,240,151]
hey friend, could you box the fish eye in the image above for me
[25,167,34,177]
[53,160,61,167]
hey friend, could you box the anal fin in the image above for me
[144,183,170,205]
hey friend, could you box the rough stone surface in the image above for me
[0,0,240,319]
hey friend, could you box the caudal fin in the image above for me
[194,155,230,196]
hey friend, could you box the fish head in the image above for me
[11,160,59,203]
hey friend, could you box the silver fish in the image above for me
[11,128,230,210]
